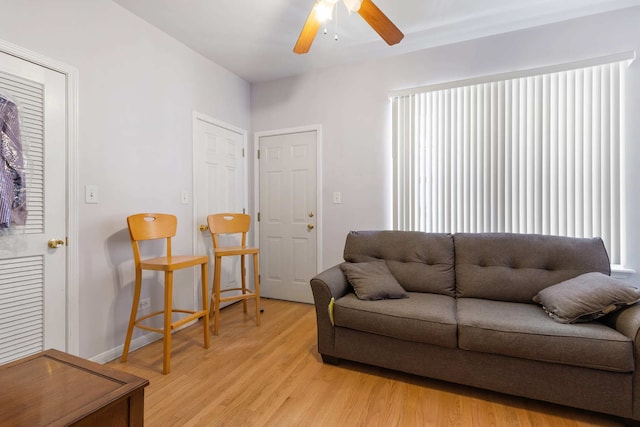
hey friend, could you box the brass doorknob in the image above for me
[199,224,209,231]
[48,239,65,248]
[307,224,314,230]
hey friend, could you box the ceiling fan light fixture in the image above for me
[294,0,403,54]
[343,0,363,13]
[314,0,338,23]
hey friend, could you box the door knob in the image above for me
[307,224,314,230]
[199,224,209,231]
[48,239,65,248]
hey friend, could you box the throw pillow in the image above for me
[340,260,409,301]
[533,272,640,323]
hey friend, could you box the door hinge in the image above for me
[242,148,245,157]
[257,149,260,160]
[257,212,260,222]
[243,208,246,214]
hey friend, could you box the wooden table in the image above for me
[0,349,149,426]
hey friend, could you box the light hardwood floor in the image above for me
[110,298,625,427]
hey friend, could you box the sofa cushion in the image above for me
[334,292,457,348]
[340,260,409,300]
[343,230,455,296]
[457,298,633,372]
[454,233,611,303]
[533,272,640,323]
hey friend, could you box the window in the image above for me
[391,54,634,266]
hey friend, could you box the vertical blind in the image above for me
[392,56,632,266]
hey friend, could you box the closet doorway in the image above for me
[0,49,69,363]
[192,113,248,307]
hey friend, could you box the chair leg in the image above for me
[201,262,210,349]
[209,257,217,318]
[209,289,215,319]
[213,256,222,336]
[163,271,173,375]
[253,253,261,327]
[121,269,142,362]
[241,254,248,313]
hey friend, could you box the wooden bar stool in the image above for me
[207,213,260,335]
[121,213,210,374]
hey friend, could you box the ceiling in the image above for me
[113,0,640,83]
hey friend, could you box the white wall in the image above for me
[0,0,250,359]
[251,6,640,286]
[0,1,637,361]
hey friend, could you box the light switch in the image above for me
[180,190,189,205]
[333,191,341,204]
[85,185,98,204]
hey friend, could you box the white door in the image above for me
[0,51,67,363]
[193,114,248,306]
[258,130,317,303]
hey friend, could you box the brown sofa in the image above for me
[310,231,640,421]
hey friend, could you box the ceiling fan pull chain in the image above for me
[334,4,339,41]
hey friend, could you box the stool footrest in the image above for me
[134,309,208,333]
[219,292,257,303]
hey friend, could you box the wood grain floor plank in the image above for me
[109,299,626,427]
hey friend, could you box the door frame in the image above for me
[191,111,248,306]
[0,39,80,354]
[254,124,323,277]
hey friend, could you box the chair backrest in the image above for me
[127,213,177,262]
[207,213,251,249]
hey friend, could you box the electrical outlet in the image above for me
[138,297,151,312]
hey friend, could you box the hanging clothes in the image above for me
[0,95,26,228]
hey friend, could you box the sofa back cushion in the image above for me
[454,233,611,303]
[343,230,455,296]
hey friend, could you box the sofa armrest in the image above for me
[309,265,351,358]
[607,304,640,342]
[605,304,640,420]
[311,264,351,300]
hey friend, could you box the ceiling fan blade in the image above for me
[357,0,404,46]
[294,7,322,54]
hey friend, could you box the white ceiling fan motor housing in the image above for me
[343,0,363,13]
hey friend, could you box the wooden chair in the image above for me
[207,213,260,335]
[121,213,210,374]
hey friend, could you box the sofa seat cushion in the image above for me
[458,298,633,372]
[334,292,457,348]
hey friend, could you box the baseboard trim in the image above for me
[89,318,203,364]
[90,332,161,364]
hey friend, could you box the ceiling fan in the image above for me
[294,0,404,54]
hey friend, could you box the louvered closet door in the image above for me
[0,51,67,364]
